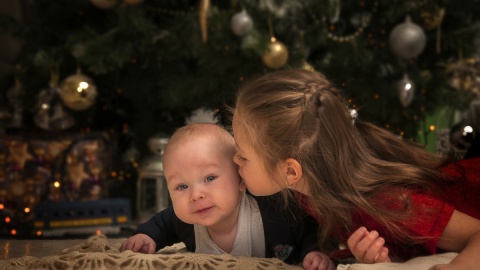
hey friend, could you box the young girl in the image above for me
[231,69,480,268]
[121,123,334,270]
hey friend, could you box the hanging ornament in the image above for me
[198,0,210,43]
[6,76,24,129]
[389,16,427,59]
[34,70,76,130]
[90,0,118,9]
[59,69,98,111]
[449,123,475,151]
[49,104,76,130]
[123,0,143,5]
[262,19,288,69]
[262,39,289,69]
[34,87,56,130]
[444,57,480,97]
[421,8,446,30]
[397,74,415,107]
[231,10,254,37]
[421,8,445,53]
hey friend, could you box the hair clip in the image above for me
[349,109,358,125]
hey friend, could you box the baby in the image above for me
[120,123,335,270]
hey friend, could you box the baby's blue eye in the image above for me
[177,184,188,190]
[205,175,216,182]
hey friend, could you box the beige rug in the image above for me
[0,234,302,270]
[337,252,457,270]
[0,234,457,270]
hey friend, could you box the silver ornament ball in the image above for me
[389,20,426,59]
[231,10,254,37]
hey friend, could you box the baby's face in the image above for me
[164,138,245,230]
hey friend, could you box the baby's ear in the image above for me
[283,158,302,186]
[239,177,247,192]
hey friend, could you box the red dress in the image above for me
[306,157,480,261]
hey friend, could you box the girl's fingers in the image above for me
[363,236,385,263]
[348,227,368,250]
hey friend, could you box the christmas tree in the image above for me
[1,0,480,237]
[1,0,480,150]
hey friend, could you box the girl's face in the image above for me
[232,116,284,196]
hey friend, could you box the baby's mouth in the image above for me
[195,206,214,214]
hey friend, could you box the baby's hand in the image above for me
[303,251,336,270]
[119,233,156,254]
[347,227,391,264]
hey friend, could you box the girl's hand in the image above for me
[347,227,391,264]
[303,251,336,270]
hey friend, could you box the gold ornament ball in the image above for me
[262,41,289,69]
[302,61,315,72]
[60,73,97,111]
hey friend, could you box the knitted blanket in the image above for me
[0,234,457,270]
[0,234,301,270]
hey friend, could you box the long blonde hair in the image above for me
[233,69,448,248]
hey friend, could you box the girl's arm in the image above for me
[435,210,480,269]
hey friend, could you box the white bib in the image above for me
[194,192,265,257]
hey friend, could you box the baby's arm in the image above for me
[347,227,391,263]
[120,233,156,254]
[303,251,336,270]
[120,206,193,253]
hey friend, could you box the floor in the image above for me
[0,226,135,260]
[0,237,127,260]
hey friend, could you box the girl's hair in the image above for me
[233,69,449,249]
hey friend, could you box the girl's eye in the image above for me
[205,175,216,182]
[177,184,188,190]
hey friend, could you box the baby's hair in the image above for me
[234,69,448,249]
[165,122,236,159]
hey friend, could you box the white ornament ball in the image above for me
[60,73,98,111]
[389,20,426,59]
[231,10,254,37]
[90,0,118,9]
[397,75,415,107]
